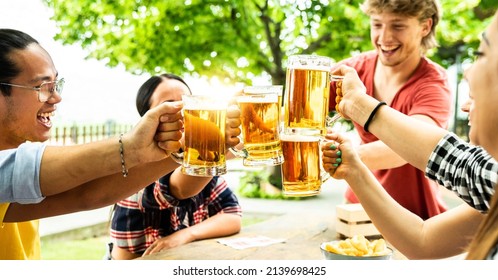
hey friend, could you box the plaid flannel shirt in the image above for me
[110,174,242,254]
[426,133,497,213]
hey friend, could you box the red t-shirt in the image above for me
[331,51,452,220]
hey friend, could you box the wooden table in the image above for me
[139,210,406,260]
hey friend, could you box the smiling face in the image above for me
[0,43,61,149]
[464,13,498,159]
[370,12,431,67]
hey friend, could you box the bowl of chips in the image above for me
[320,235,393,260]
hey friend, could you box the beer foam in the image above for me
[243,85,283,95]
[182,95,227,110]
[184,103,226,110]
[237,95,278,103]
[280,134,321,142]
[288,65,331,72]
[287,54,332,72]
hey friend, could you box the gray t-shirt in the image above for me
[0,142,46,204]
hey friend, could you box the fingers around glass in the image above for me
[321,141,342,174]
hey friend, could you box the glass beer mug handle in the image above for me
[170,149,184,164]
[321,168,331,183]
[326,113,342,127]
[330,74,344,82]
[228,144,249,159]
[319,138,332,183]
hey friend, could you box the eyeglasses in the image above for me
[0,78,65,102]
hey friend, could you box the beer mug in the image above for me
[283,54,332,136]
[230,85,284,166]
[174,94,228,176]
[280,134,329,197]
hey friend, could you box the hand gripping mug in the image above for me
[172,94,228,176]
[230,85,284,166]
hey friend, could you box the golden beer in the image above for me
[284,55,331,136]
[280,134,322,197]
[181,95,227,176]
[238,99,282,166]
[231,85,284,166]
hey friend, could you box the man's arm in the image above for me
[38,101,183,197]
[3,157,180,222]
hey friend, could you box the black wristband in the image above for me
[364,101,387,133]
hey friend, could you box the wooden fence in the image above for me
[47,123,135,146]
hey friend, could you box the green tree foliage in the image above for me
[43,0,371,85]
[43,0,496,85]
[434,0,496,67]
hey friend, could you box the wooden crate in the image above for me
[336,203,381,239]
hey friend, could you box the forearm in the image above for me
[345,161,482,259]
[351,98,447,171]
[407,204,483,259]
[39,137,142,196]
[37,101,184,197]
[183,213,242,242]
[343,163,430,257]
[358,113,443,170]
[357,140,406,170]
[168,169,213,199]
[5,157,179,222]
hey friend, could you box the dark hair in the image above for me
[136,73,191,116]
[0,29,39,96]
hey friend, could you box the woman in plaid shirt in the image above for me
[109,74,242,260]
[322,11,498,260]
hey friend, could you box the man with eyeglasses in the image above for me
[0,28,241,259]
[0,28,180,259]
[0,78,65,103]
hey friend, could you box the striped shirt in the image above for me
[110,174,242,254]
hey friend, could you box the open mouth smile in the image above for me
[37,111,55,127]
[380,45,401,55]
